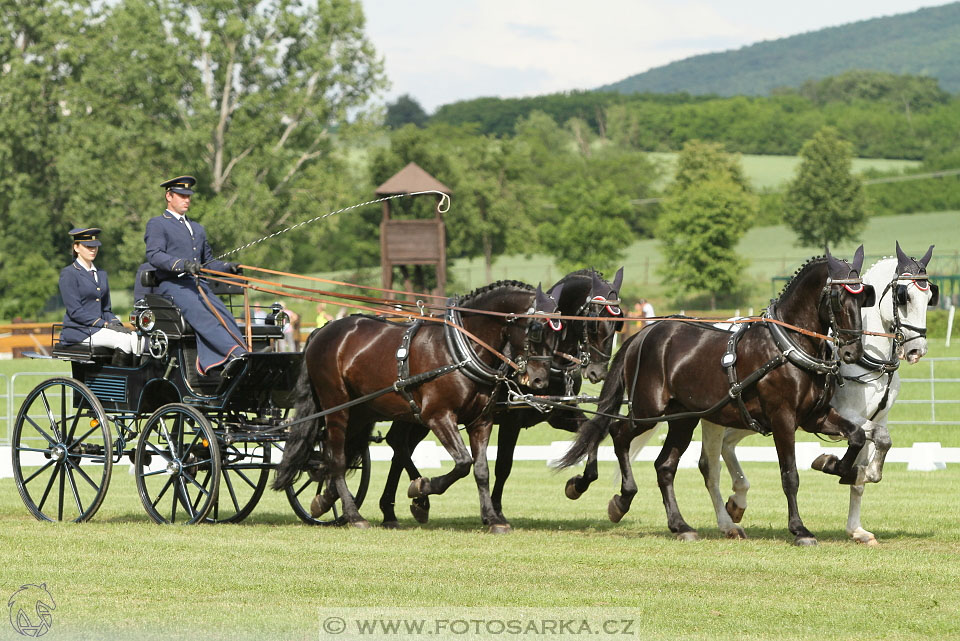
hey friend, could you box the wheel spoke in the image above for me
[150,475,175,508]
[181,470,212,497]
[228,466,257,491]
[36,462,62,511]
[65,464,84,515]
[40,390,62,443]
[68,424,99,449]
[223,471,241,512]
[21,459,56,486]
[144,439,173,463]
[294,478,314,498]
[24,414,58,446]
[178,477,196,519]
[57,462,66,521]
[66,457,100,492]
[159,418,175,458]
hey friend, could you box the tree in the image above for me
[657,143,756,309]
[0,0,386,317]
[385,94,428,129]
[783,127,866,248]
[539,177,633,273]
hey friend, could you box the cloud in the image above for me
[362,0,953,111]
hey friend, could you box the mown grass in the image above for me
[1,459,959,641]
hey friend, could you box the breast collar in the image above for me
[764,303,839,376]
[443,299,509,384]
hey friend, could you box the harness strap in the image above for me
[724,325,773,435]
[396,321,425,422]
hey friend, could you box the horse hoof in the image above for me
[310,494,332,518]
[794,536,818,547]
[407,477,426,499]
[350,519,371,529]
[488,523,512,535]
[565,477,583,500]
[381,520,400,530]
[725,497,745,523]
[725,526,748,540]
[811,453,836,473]
[676,531,698,542]
[410,501,430,524]
[607,496,626,523]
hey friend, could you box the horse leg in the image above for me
[862,420,892,484]
[699,421,746,539]
[846,439,878,545]
[491,419,520,522]
[655,417,699,540]
[468,418,508,532]
[607,421,640,523]
[771,418,816,545]
[721,427,753,523]
[407,412,472,500]
[322,414,369,528]
[808,408,868,484]
[379,421,428,528]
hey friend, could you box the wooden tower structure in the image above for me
[376,162,452,296]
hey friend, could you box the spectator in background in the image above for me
[281,304,300,352]
[634,298,656,331]
[315,303,333,328]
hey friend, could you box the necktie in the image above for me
[179,216,193,237]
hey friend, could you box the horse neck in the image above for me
[555,275,594,354]
[861,258,897,360]
[458,288,534,360]
[774,261,828,352]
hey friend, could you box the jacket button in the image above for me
[96,298,100,301]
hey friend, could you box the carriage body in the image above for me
[10,281,364,526]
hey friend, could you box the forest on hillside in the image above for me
[598,2,960,96]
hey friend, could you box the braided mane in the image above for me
[774,256,826,304]
[459,280,533,306]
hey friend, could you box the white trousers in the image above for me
[86,328,143,354]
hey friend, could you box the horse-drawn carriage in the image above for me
[10,278,371,525]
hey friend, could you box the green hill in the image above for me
[600,3,960,96]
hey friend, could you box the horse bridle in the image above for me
[820,276,872,351]
[508,307,565,376]
[877,272,938,348]
[574,295,623,367]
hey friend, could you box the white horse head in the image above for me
[861,243,936,365]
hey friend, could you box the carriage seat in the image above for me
[141,294,285,342]
[52,342,115,361]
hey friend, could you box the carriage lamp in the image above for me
[90,419,99,428]
[137,309,156,332]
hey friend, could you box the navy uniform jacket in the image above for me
[59,261,119,344]
[144,211,247,374]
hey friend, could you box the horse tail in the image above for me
[272,330,324,490]
[556,335,631,467]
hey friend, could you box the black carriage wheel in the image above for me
[284,444,371,526]
[206,439,271,524]
[11,377,113,523]
[134,404,221,524]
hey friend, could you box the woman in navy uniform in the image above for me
[59,227,141,365]
[144,175,248,375]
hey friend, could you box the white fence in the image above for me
[2,359,959,473]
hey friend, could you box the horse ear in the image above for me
[919,245,935,269]
[852,245,864,274]
[612,267,624,293]
[550,282,563,307]
[825,245,844,276]
[535,283,555,312]
[591,270,605,294]
[896,241,911,272]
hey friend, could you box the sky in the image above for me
[359,0,956,113]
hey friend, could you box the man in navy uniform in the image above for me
[144,175,248,375]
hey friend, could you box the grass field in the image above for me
[1,459,959,640]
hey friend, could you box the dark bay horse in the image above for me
[378,269,626,528]
[558,248,876,545]
[273,281,563,531]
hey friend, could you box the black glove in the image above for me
[107,319,133,334]
[184,259,202,275]
[226,263,242,275]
